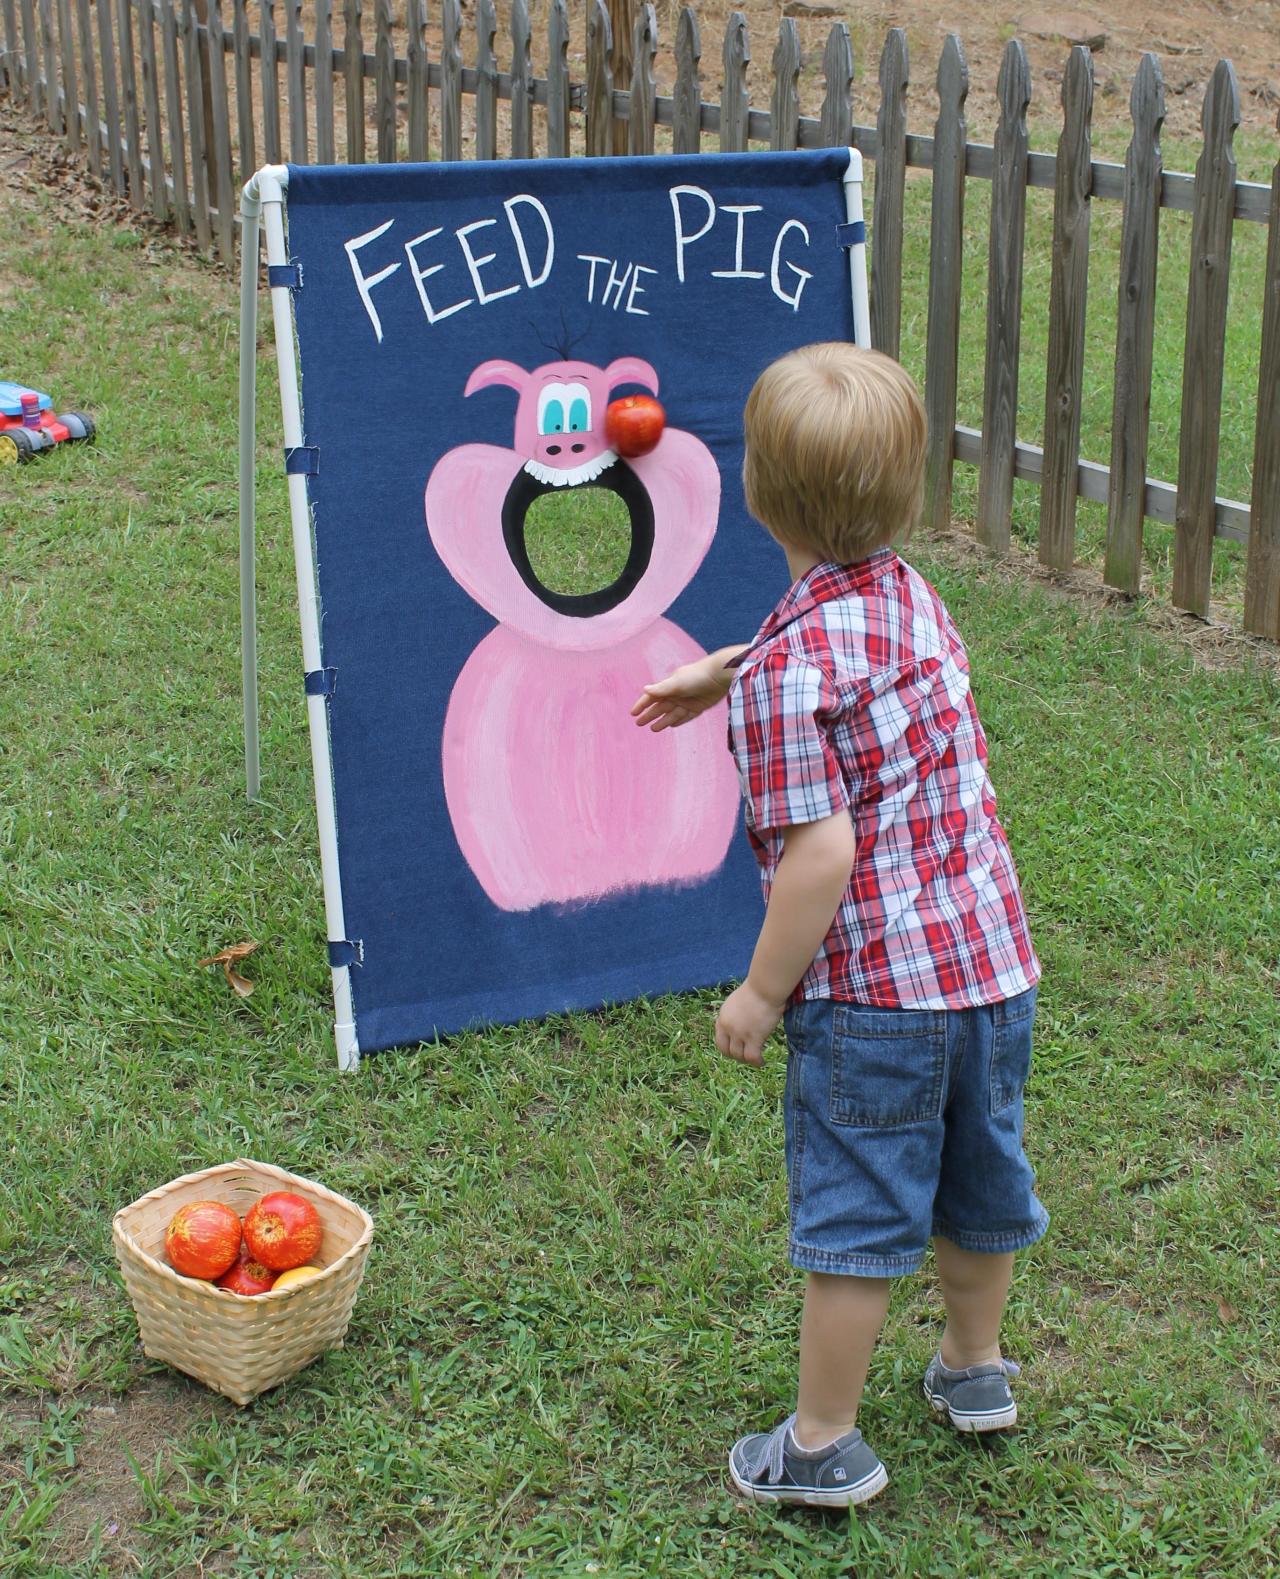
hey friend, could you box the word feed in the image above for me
[343,185,816,341]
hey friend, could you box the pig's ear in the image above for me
[465,360,528,397]
[604,358,659,396]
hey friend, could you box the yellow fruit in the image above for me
[272,1265,322,1290]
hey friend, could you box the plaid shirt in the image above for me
[726,550,1039,1009]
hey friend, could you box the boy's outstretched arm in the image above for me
[715,811,855,1067]
[630,645,748,732]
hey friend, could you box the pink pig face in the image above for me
[425,354,722,651]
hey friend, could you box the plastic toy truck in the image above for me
[0,382,95,464]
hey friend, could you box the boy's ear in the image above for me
[604,358,659,396]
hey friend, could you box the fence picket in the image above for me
[74,0,101,175]
[117,0,144,200]
[343,0,362,161]
[56,0,77,147]
[205,0,234,253]
[627,2,655,156]
[440,0,461,159]
[38,0,55,129]
[406,0,426,160]
[1244,113,1280,639]
[975,39,1031,550]
[585,0,612,156]
[21,0,37,113]
[922,34,968,535]
[231,0,252,179]
[1104,53,1164,593]
[720,11,747,153]
[872,26,907,356]
[285,0,305,160]
[374,0,393,160]
[510,0,532,157]
[1173,61,1240,617]
[97,0,124,189]
[475,0,496,159]
[161,0,189,228]
[2,0,18,95]
[314,0,333,161]
[819,23,851,148]
[770,17,799,152]
[259,0,280,163]
[608,0,632,155]
[547,0,569,158]
[182,0,212,243]
[138,0,167,217]
[673,5,700,154]
[1039,46,1093,570]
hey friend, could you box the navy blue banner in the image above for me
[283,150,856,1051]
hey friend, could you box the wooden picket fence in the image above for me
[2,1,1278,640]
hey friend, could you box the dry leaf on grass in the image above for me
[197,940,260,997]
[1215,1296,1239,1325]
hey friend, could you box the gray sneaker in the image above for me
[922,1352,1021,1432]
[728,1414,888,1507]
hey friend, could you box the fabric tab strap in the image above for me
[285,446,319,475]
[304,667,338,697]
[327,939,362,968]
[836,220,867,248]
[267,261,303,289]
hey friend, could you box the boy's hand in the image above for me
[630,646,746,732]
[715,981,786,1068]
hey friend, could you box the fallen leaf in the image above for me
[198,941,260,997]
[1216,1296,1238,1325]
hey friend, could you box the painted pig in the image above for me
[425,355,740,911]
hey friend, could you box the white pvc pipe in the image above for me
[842,149,872,349]
[239,183,262,803]
[258,165,361,1073]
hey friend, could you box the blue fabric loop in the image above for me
[328,939,362,968]
[267,261,304,289]
[304,667,338,697]
[836,220,867,248]
[285,446,319,475]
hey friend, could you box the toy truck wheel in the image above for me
[59,411,96,442]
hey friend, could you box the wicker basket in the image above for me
[112,1158,374,1406]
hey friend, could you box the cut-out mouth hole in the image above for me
[502,461,654,616]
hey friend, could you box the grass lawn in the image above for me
[2,116,1280,1577]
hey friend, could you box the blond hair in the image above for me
[742,343,927,562]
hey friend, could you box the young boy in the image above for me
[631,343,1046,1508]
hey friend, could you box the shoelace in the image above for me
[748,1413,799,1486]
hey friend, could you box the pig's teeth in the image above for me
[523,451,619,489]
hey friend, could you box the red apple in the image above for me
[215,1242,277,1296]
[604,395,665,458]
[165,1201,242,1281]
[243,1191,323,1272]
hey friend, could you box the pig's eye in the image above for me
[539,398,565,435]
[565,385,592,432]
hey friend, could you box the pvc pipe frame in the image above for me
[236,149,868,1073]
[240,164,360,1072]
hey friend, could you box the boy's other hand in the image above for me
[630,648,743,731]
[715,981,785,1067]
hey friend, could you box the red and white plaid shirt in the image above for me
[726,550,1039,1009]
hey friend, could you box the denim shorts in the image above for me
[782,988,1049,1278]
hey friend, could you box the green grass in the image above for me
[3,144,1280,1576]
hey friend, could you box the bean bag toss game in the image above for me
[238,149,870,1068]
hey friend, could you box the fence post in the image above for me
[922,34,968,536]
[1173,60,1240,618]
[1038,46,1093,571]
[627,2,655,156]
[139,0,168,219]
[1104,53,1164,595]
[547,0,569,158]
[819,23,851,149]
[285,0,305,160]
[673,4,700,154]
[183,0,212,245]
[720,11,747,154]
[97,0,124,189]
[441,0,462,159]
[2,0,18,95]
[117,0,144,201]
[975,38,1031,551]
[343,0,362,161]
[56,0,78,149]
[510,0,531,158]
[231,0,252,180]
[373,0,393,160]
[1244,111,1280,640]
[205,0,234,255]
[770,17,799,152]
[607,0,632,155]
[38,0,55,129]
[314,0,333,161]
[74,0,101,176]
[259,0,280,164]
[585,0,612,156]
[871,27,907,357]
[21,0,37,115]
[405,0,426,160]
[161,0,190,229]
